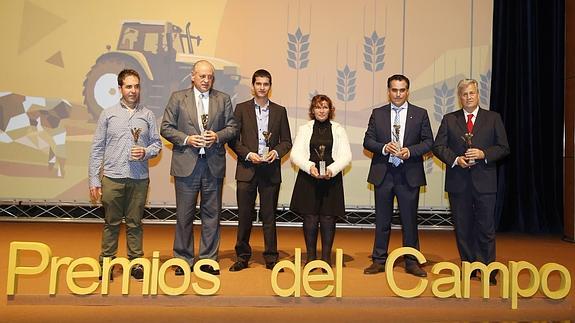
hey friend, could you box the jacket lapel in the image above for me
[184,90,201,133]
[473,107,485,134]
[207,90,217,130]
[382,104,392,141]
[456,110,468,134]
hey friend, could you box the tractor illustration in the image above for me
[83,21,241,119]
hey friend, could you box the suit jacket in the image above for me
[229,99,292,183]
[160,88,238,178]
[363,103,434,188]
[432,107,510,193]
[290,120,352,176]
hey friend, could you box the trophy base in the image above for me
[318,161,326,176]
[259,147,270,158]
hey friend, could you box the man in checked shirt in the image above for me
[88,69,162,281]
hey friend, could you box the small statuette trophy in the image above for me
[392,124,402,152]
[200,114,209,147]
[130,127,142,161]
[315,144,326,176]
[260,131,272,157]
[461,132,475,165]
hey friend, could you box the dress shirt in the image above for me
[89,102,162,187]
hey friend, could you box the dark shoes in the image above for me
[174,266,193,276]
[131,264,144,280]
[229,261,248,272]
[489,273,497,286]
[470,269,479,279]
[266,262,284,272]
[405,264,427,277]
[364,262,386,275]
[200,264,220,275]
[98,266,114,281]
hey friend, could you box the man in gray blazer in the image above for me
[161,60,238,276]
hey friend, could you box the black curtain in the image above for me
[491,0,564,233]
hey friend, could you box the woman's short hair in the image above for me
[308,94,335,120]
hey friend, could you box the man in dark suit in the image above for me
[161,60,238,276]
[433,78,509,285]
[228,69,292,271]
[363,74,433,277]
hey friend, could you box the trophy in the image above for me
[130,127,142,161]
[314,144,326,176]
[200,114,209,147]
[461,132,475,165]
[392,123,402,153]
[260,131,272,157]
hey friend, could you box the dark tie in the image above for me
[466,114,474,133]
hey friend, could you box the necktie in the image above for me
[466,114,474,133]
[389,106,403,167]
[198,93,208,154]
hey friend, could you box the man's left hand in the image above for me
[465,148,485,160]
[397,147,410,160]
[203,130,218,147]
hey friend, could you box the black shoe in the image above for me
[266,262,284,272]
[200,264,220,275]
[229,261,248,272]
[98,266,114,281]
[405,264,427,277]
[364,262,385,275]
[131,264,144,280]
[470,269,479,279]
[489,273,497,286]
[174,265,193,276]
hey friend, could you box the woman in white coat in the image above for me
[290,94,352,266]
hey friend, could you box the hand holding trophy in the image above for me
[130,127,142,161]
[260,131,272,160]
[392,124,402,152]
[461,132,475,165]
[314,144,326,177]
[200,114,209,147]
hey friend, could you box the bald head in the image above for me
[192,60,215,93]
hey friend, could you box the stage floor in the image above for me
[1,222,574,322]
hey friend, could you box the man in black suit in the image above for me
[228,69,292,271]
[433,78,509,285]
[363,74,433,277]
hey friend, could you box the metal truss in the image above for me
[0,201,453,229]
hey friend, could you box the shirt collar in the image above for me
[464,106,479,118]
[119,99,139,111]
[391,102,408,111]
[193,87,209,98]
[254,98,270,110]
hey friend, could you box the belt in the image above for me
[198,153,206,159]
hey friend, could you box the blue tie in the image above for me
[389,106,403,167]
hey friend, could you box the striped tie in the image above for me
[389,106,403,167]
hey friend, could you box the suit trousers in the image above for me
[99,176,149,262]
[448,182,497,264]
[173,158,223,266]
[235,171,280,264]
[371,166,421,265]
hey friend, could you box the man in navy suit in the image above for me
[433,78,509,285]
[363,74,433,277]
[228,69,292,271]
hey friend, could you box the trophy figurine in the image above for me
[461,132,475,164]
[200,114,209,147]
[392,124,402,153]
[260,131,272,157]
[315,144,326,176]
[130,127,142,161]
